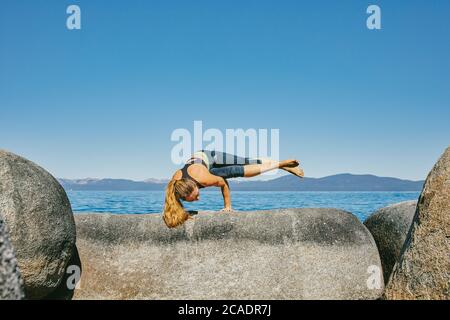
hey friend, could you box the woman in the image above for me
[163,150,304,228]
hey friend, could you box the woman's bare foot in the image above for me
[280,159,299,168]
[281,166,304,178]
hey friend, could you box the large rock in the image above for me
[384,147,450,300]
[364,201,417,283]
[0,150,77,299]
[0,216,24,300]
[74,208,384,300]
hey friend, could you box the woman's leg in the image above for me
[209,151,261,167]
[209,159,285,179]
[243,159,300,177]
[206,150,304,178]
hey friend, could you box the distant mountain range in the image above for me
[59,174,424,191]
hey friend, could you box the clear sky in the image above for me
[1,0,449,181]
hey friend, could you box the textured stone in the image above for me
[384,147,450,300]
[364,201,417,283]
[44,245,82,300]
[0,150,77,299]
[0,216,24,300]
[74,208,383,300]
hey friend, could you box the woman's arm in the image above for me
[209,175,232,211]
[219,178,232,211]
[194,167,232,211]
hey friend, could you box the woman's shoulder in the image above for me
[172,170,182,180]
[172,164,207,181]
[188,164,218,187]
[187,163,209,176]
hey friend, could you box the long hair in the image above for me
[163,178,197,228]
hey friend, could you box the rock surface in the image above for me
[364,201,417,283]
[74,208,384,300]
[384,147,450,300]
[0,150,77,299]
[44,245,82,300]
[0,216,25,300]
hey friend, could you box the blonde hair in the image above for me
[163,178,197,228]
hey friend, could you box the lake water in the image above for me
[67,191,420,222]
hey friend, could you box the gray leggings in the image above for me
[200,150,262,179]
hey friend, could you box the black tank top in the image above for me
[180,158,207,189]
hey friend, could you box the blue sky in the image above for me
[1,0,449,181]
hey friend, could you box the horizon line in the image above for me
[58,172,426,183]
